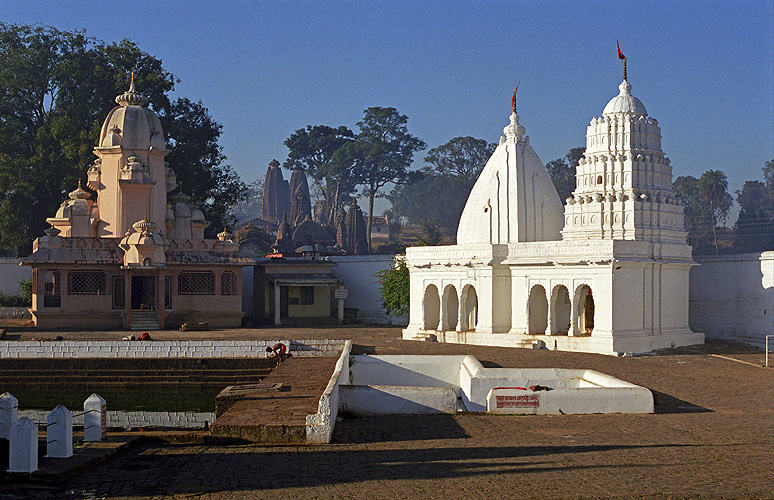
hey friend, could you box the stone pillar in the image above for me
[84,394,106,442]
[46,405,73,458]
[274,282,281,326]
[0,392,19,440]
[547,292,555,336]
[8,417,38,473]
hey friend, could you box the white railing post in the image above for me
[84,394,107,442]
[766,335,773,368]
[0,392,19,440]
[46,405,73,458]
[8,417,38,473]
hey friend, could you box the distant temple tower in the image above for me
[288,167,312,226]
[262,160,290,224]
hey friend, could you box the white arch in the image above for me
[441,284,459,331]
[460,284,478,332]
[528,284,548,335]
[423,284,440,330]
[551,284,571,335]
[573,284,595,335]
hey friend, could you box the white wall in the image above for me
[0,258,31,295]
[327,255,408,325]
[689,252,774,347]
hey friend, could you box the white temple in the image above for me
[403,72,704,355]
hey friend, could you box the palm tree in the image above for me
[699,170,729,255]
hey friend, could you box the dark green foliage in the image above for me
[734,177,774,252]
[673,175,715,254]
[0,278,31,306]
[545,147,584,202]
[374,257,409,316]
[334,107,426,252]
[388,136,494,244]
[283,125,356,225]
[160,98,247,236]
[698,170,732,254]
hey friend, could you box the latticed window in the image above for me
[164,276,172,308]
[221,271,236,295]
[112,276,125,309]
[67,271,106,295]
[43,270,61,307]
[178,272,215,295]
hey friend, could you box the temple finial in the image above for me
[511,82,520,114]
[617,40,627,81]
[129,70,135,92]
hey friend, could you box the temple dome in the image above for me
[602,80,647,116]
[98,79,165,151]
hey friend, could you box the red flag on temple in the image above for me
[511,82,519,112]
[617,40,626,61]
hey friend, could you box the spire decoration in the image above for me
[115,70,149,107]
[616,40,627,81]
[511,82,520,113]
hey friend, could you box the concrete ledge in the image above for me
[306,340,352,444]
[340,385,456,415]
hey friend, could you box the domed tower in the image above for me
[562,73,687,244]
[457,92,564,244]
[87,75,175,237]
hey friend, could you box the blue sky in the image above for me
[2,0,772,216]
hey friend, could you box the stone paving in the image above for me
[0,324,772,499]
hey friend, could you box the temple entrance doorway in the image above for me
[528,285,548,334]
[552,285,571,335]
[131,276,156,310]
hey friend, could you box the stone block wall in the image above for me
[0,258,31,296]
[20,410,215,430]
[689,252,774,347]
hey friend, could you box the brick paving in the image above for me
[0,324,772,499]
[211,357,338,443]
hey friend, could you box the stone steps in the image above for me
[130,311,159,330]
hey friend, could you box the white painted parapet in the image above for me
[0,339,347,358]
[84,394,106,442]
[8,417,38,473]
[20,410,215,430]
[340,385,456,415]
[306,340,352,444]
[0,392,19,440]
[46,405,73,458]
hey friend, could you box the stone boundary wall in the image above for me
[0,307,30,319]
[327,255,409,326]
[690,252,774,348]
[20,410,215,430]
[0,258,30,296]
[0,339,348,358]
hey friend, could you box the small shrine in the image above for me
[22,76,252,330]
[403,56,704,354]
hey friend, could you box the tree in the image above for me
[374,256,409,316]
[673,175,714,253]
[160,98,247,235]
[388,136,494,243]
[546,147,584,202]
[334,107,426,252]
[698,169,732,254]
[388,171,470,240]
[425,136,495,181]
[283,125,356,225]
[0,23,243,253]
[734,180,774,252]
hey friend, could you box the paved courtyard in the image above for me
[1,324,772,499]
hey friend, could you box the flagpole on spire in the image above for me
[616,40,627,81]
[511,81,520,114]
